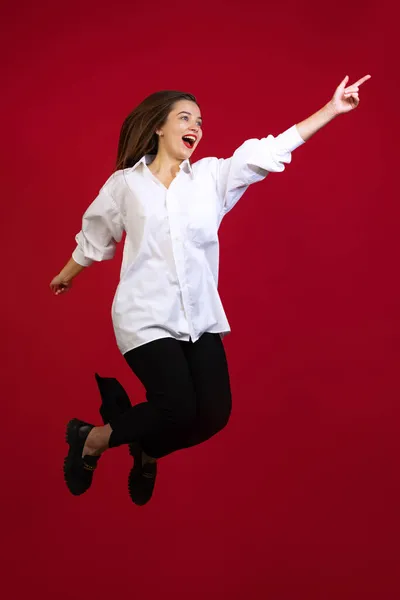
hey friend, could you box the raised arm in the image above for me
[295,74,371,141]
[215,73,371,216]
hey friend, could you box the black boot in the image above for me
[128,442,157,506]
[63,418,100,496]
[94,373,158,506]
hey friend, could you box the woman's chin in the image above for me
[177,150,193,161]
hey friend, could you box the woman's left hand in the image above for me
[328,74,371,116]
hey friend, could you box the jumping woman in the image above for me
[50,74,371,505]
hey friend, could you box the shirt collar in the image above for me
[179,159,193,176]
[131,155,194,178]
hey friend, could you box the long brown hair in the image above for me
[115,90,198,171]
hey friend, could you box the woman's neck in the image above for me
[148,150,183,179]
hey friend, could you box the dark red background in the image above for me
[1,1,398,598]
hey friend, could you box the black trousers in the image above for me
[108,333,232,459]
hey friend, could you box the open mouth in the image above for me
[182,135,196,149]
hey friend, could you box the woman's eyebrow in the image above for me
[177,111,203,121]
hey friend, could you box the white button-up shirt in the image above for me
[72,124,305,354]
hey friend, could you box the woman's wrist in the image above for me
[296,102,339,142]
[59,258,85,282]
[323,100,341,119]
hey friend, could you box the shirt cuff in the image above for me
[72,247,93,267]
[276,125,305,152]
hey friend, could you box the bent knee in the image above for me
[214,406,232,433]
[207,396,232,436]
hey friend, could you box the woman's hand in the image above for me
[50,258,86,295]
[295,73,371,142]
[328,74,371,116]
[50,274,72,295]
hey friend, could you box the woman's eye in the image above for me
[180,115,189,121]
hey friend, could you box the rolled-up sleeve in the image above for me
[216,125,305,215]
[72,188,124,267]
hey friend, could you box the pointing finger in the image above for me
[352,74,371,87]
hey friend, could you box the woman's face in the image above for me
[157,100,203,160]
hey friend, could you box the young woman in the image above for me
[50,74,371,506]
